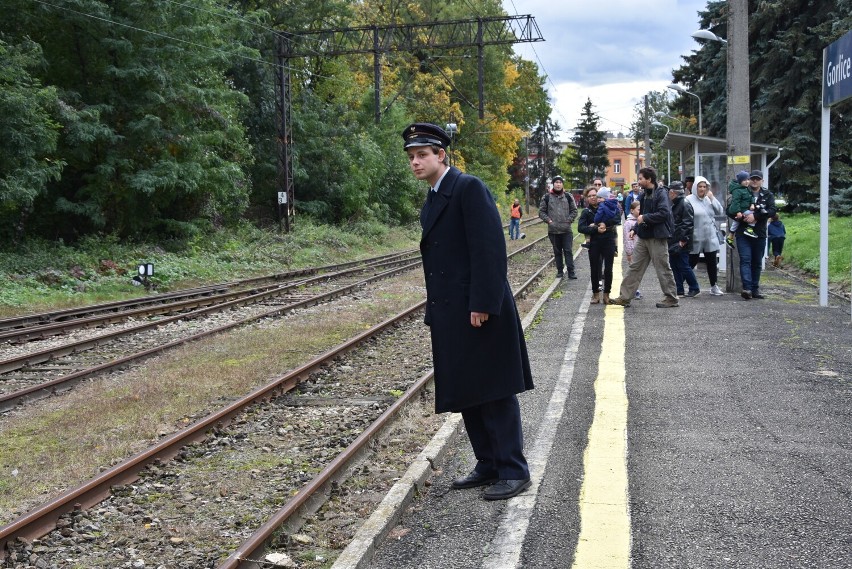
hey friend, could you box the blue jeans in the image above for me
[736,234,767,293]
[509,218,520,240]
[669,248,699,294]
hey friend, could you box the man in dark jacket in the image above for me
[667,182,700,297]
[404,122,533,500]
[609,167,679,308]
[733,170,777,299]
[538,175,578,279]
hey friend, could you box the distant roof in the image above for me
[605,137,644,149]
[660,131,779,153]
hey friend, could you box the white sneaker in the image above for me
[710,285,723,296]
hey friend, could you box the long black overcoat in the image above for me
[420,167,534,413]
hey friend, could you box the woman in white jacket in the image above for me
[686,176,725,295]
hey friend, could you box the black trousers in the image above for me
[589,238,616,294]
[461,395,530,480]
[548,232,575,275]
[689,250,719,287]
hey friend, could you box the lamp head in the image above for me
[692,29,727,43]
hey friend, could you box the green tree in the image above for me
[672,0,852,207]
[0,38,64,242]
[567,99,609,185]
[527,118,562,203]
[1,0,256,240]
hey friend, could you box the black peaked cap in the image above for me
[403,123,451,150]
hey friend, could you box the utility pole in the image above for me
[644,96,651,175]
[725,0,750,290]
[524,136,530,214]
[276,35,293,233]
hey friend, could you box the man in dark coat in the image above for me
[403,122,533,500]
[608,166,679,308]
[666,182,700,297]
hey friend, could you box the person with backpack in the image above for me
[538,175,578,279]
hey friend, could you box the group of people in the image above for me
[537,167,781,307]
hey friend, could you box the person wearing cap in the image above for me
[538,175,578,279]
[667,182,701,298]
[686,176,725,296]
[403,122,533,500]
[608,166,679,308]
[731,170,777,299]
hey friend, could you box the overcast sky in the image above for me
[502,0,710,138]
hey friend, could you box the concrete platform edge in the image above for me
[330,275,561,569]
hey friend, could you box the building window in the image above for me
[613,159,621,174]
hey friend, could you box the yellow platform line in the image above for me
[572,232,630,569]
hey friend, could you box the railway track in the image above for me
[0,253,424,412]
[0,250,420,345]
[0,235,553,567]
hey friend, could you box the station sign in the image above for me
[823,29,852,107]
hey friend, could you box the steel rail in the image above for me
[0,245,551,561]
[0,258,421,375]
[0,253,421,344]
[0,235,548,409]
[0,249,419,333]
[0,284,231,332]
[218,256,554,568]
[0,260,423,412]
[0,302,427,558]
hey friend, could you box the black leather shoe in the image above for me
[567,273,578,280]
[483,478,531,500]
[751,292,765,299]
[452,470,498,489]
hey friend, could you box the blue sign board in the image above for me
[823,29,852,106]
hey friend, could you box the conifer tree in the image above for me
[567,99,609,186]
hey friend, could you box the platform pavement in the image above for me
[331,248,852,569]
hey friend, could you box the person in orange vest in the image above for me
[509,198,522,240]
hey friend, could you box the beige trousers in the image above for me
[617,237,678,301]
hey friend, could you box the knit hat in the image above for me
[597,188,611,199]
[736,171,749,183]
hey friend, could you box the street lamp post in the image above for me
[666,84,703,135]
[692,1,750,292]
[654,111,684,177]
[651,121,671,184]
[725,0,751,292]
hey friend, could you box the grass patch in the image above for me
[781,213,851,288]
[0,220,420,317]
